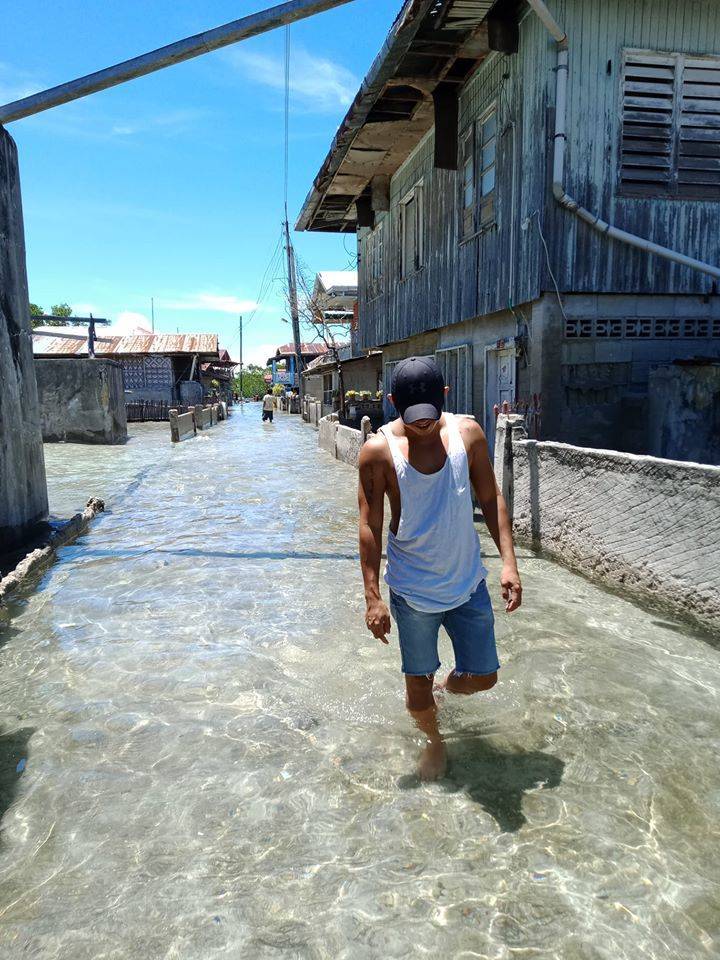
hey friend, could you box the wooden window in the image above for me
[400,183,424,277]
[460,127,475,238]
[478,108,497,226]
[621,50,720,199]
[323,373,333,407]
[435,344,473,414]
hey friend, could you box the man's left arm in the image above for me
[462,419,522,612]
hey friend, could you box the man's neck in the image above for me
[395,414,447,450]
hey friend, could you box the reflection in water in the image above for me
[0,406,718,958]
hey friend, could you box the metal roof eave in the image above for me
[295,0,501,234]
[295,0,430,233]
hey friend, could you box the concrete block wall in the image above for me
[0,127,48,550]
[502,423,720,634]
[35,358,127,445]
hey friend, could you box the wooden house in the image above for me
[297,0,720,453]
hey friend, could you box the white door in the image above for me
[485,346,516,454]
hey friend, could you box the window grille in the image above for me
[435,344,473,414]
[621,50,720,198]
[323,373,334,407]
[478,108,497,227]
[460,127,475,238]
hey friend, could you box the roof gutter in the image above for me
[295,0,431,231]
[526,0,720,281]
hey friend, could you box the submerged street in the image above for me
[1,406,719,958]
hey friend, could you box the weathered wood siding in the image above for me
[550,0,720,293]
[359,0,720,350]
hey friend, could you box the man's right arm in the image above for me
[358,437,391,644]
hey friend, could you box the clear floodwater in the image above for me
[1,406,719,959]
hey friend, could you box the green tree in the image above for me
[50,302,73,318]
[233,369,270,398]
[29,303,45,329]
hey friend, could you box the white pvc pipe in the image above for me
[0,0,354,125]
[527,0,720,281]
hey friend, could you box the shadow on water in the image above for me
[399,732,564,833]
[0,726,35,843]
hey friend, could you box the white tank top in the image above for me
[379,413,488,612]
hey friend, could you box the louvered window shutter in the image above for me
[621,52,676,196]
[679,56,720,198]
[621,50,720,198]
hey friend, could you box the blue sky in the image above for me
[2,0,396,366]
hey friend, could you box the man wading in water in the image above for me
[358,356,522,780]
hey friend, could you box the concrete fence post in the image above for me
[169,408,180,443]
[360,416,372,444]
[194,404,204,430]
[493,414,526,520]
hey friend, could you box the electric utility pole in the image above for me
[284,219,303,399]
[239,314,243,401]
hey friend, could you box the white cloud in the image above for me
[109,108,208,139]
[243,342,278,368]
[226,47,357,113]
[72,302,101,317]
[155,293,260,315]
[113,311,153,334]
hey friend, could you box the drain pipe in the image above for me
[526,0,720,281]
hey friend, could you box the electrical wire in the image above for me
[530,209,567,322]
[242,228,285,337]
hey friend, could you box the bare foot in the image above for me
[417,739,447,781]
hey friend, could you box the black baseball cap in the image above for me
[391,356,445,424]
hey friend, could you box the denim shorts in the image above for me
[389,580,499,677]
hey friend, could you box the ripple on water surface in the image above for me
[0,407,719,959]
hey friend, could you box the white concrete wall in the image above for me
[510,436,720,633]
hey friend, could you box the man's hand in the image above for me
[501,563,522,612]
[365,598,391,644]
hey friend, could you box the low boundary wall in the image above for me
[169,402,227,442]
[0,498,105,605]
[318,414,372,469]
[494,415,720,633]
[35,357,127,445]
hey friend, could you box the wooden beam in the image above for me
[487,15,519,54]
[355,195,375,228]
[432,82,459,170]
[371,175,390,212]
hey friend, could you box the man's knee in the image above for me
[405,674,435,712]
[448,670,498,695]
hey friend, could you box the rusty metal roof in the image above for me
[269,342,330,360]
[33,329,219,358]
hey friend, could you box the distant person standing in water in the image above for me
[262,391,275,423]
[358,357,522,780]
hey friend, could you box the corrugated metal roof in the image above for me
[33,330,219,358]
[271,342,330,358]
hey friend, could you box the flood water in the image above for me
[1,405,719,959]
